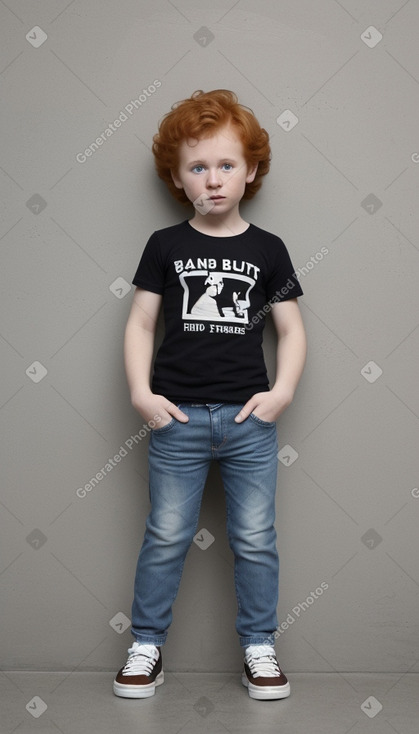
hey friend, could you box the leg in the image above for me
[131,405,212,646]
[217,405,279,647]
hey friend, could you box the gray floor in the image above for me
[1,671,418,734]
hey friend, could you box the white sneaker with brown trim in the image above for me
[242,644,290,700]
[113,642,164,698]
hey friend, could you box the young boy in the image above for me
[113,89,307,701]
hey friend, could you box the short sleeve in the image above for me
[132,231,165,295]
[265,237,303,303]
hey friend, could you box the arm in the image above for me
[235,298,307,423]
[124,287,189,426]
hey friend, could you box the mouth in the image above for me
[209,196,225,200]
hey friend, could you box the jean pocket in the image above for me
[151,417,177,434]
[150,404,184,434]
[249,412,277,428]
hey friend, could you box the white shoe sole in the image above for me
[241,673,290,700]
[113,671,164,698]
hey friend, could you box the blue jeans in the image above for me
[131,403,280,648]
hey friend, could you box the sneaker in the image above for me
[113,642,164,698]
[241,644,290,700]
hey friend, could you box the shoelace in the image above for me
[245,645,281,678]
[122,643,159,676]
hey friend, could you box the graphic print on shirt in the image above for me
[180,270,255,324]
[175,259,259,324]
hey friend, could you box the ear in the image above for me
[245,162,258,184]
[170,169,183,189]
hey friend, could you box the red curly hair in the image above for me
[152,89,271,204]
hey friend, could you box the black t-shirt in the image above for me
[132,219,303,403]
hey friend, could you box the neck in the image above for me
[188,210,249,237]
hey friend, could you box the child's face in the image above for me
[171,123,257,216]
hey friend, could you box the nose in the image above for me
[206,168,222,189]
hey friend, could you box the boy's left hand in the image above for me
[234,387,294,424]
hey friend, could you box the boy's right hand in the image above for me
[131,391,189,429]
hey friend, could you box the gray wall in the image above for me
[1,0,418,675]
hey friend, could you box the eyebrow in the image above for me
[187,158,239,165]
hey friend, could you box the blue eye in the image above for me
[191,163,233,173]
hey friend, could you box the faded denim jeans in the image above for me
[131,402,280,647]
